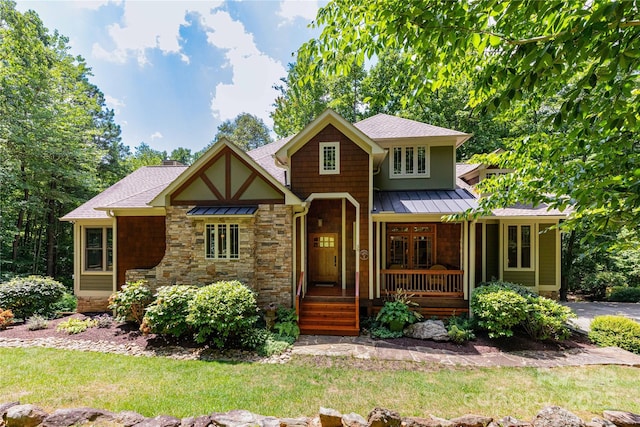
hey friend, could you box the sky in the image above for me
[15,0,324,153]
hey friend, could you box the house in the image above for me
[61,110,566,335]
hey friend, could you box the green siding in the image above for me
[375,145,454,190]
[485,224,499,281]
[539,223,557,286]
[503,271,536,287]
[79,274,112,291]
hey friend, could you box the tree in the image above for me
[214,113,272,151]
[169,147,193,165]
[126,143,167,170]
[300,0,640,237]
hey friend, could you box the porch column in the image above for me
[462,221,469,300]
[375,221,381,298]
[469,220,476,293]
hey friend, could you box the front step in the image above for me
[299,300,359,336]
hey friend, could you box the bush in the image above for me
[376,290,423,331]
[51,292,77,314]
[56,317,97,334]
[141,285,197,337]
[370,325,403,339]
[608,286,640,303]
[272,307,300,340]
[94,314,113,328]
[521,296,575,341]
[0,309,13,329]
[0,276,66,319]
[25,315,49,331]
[257,333,294,357]
[589,315,640,354]
[471,284,529,338]
[186,280,259,347]
[582,271,627,300]
[108,281,153,324]
[446,315,476,344]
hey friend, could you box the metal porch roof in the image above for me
[373,190,478,215]
[187,206,258,216]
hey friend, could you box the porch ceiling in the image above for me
[373,189,478,214]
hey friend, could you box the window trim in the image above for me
[504,223,534,271]
[82,226,113,274]
[205,223,240,260]
[389,144,430,178]
[319,142,340,175]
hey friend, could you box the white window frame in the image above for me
[83,226,113,273]
[206,223,240,260]
[389,145,430,178]
[504,223,534,271]
[319,142,340,175]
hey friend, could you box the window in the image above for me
[84,227,112,272]
[206,224,239,259]
[386,224,435,269]
[506,224,532,269]
[390,145,429,178]
[319,142,340,175]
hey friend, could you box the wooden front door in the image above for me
[309,233,339,284]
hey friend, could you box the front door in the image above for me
[309,233,339,284]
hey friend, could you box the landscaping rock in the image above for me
[43,407,114,426]
[495,416,532,427]
[342,413,367,427]
[115,411,148,426]
[180,415,215,427]
[585,417,616,427]
[5,404,48,427]
[368,408,402,427]
[403,321,449,342]
[211,410,270,427]
[402,416,453,427]
[135,415,182,427]
[320,408,343,427]
[450,414,493,427]
[0,403,20,421]
[532,406,584,427]
[602,411,640,427]
[280,418,310,427]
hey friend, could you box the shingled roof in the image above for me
[354,113,471,143]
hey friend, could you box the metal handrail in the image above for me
[295,271,304,319]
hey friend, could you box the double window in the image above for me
[387,224,435,269]
[391,145,429,178]
[319,142,340,175]
[84,227,113,272]
[506,224,532,269]
[206,223,239,259]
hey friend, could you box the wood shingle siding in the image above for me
[117,216,166,289]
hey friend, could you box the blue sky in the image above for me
[15,1,324,153]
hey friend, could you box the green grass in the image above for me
[1,348,639,420]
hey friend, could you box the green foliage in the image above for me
[272,307,300,340]
[212,113,272,151]
[0,276,66,319]
[471,284,529,338]
[521,296,575,341]
[25,315,49,331]
[0,309,13,329]
[56,317,97,334]
[94,314,113,329]
[370,326,403,339]
[239,327,270,350]
[446,315,476,344]
[186,281,259,347]
[583,270,627,300]
[108,281,153,324]
[51,292,77,314]
[589,315,640,354]
[376,300,422,329]
[141,285,197,338]
[608,287,640,303]
[257,333,294,357]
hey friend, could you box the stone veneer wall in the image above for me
[125,204,293,308]
[76,296,110,313]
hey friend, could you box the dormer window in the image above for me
[319,142,340,175]
[390,145,429,178]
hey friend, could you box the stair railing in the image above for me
[295,271,304,319]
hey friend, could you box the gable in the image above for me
[171,145,285,206]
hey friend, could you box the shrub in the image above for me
[582,271,626,300]
[25,315,49,331]
[51,292,77,314]
[94,314,113,328]
[471,284,529,338]
[521,296,575,341]
[446,315,476,344]
[608,286,640,303]
[376,290,423,331]
[56,317,97,334]
[0,276,66,319]
[0,309,13,329]
[239,327,270,350]
[476,280,537,297]
[272,307,300,340]
[370,325,403,339]
[141,285,197,337]
[257,333,294,357]
[108,281,153,324]
[186,280,259,347]
[589,315,640,354]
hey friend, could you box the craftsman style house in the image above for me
[62,110,565,335]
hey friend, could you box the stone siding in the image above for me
[125,204,293,308]
[77,296,110,313]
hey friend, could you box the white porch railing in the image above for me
[381,269,464,296]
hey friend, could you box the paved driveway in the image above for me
[562,301,640,332]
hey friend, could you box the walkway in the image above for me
[293,335,640,368]
[563,302,640,332]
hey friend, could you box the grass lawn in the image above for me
[1,347,639,421]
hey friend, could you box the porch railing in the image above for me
[381,269,464,296]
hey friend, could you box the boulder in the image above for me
[280,418,310,427]
[43,407,114,426]
[114,411,148,427]
[5,405,48,427]
[368,408,402,427]
[180,415,214,427]
[0,403,20,422]
[449,415,493,427]
[319,408,343,427]
[403,321,450,342]
[586,417,616,427]
[495,417,531,427]
[211,410,266,427]
[402,416,453,427]
[342,413,367,427]
[602,411,640,427]
[134,415,182,427]
[532,407,584,427]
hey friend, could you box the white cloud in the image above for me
[92,1,222,66]
[201,11,286,128]
[69,0,120,10]
[150,132,163,140]
[104,94,126,114]
[277,0,320,25]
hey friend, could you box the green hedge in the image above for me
[0,276,66,319]
[589,315,640,354]
[608,287,640,303]
[141,285,197,337]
